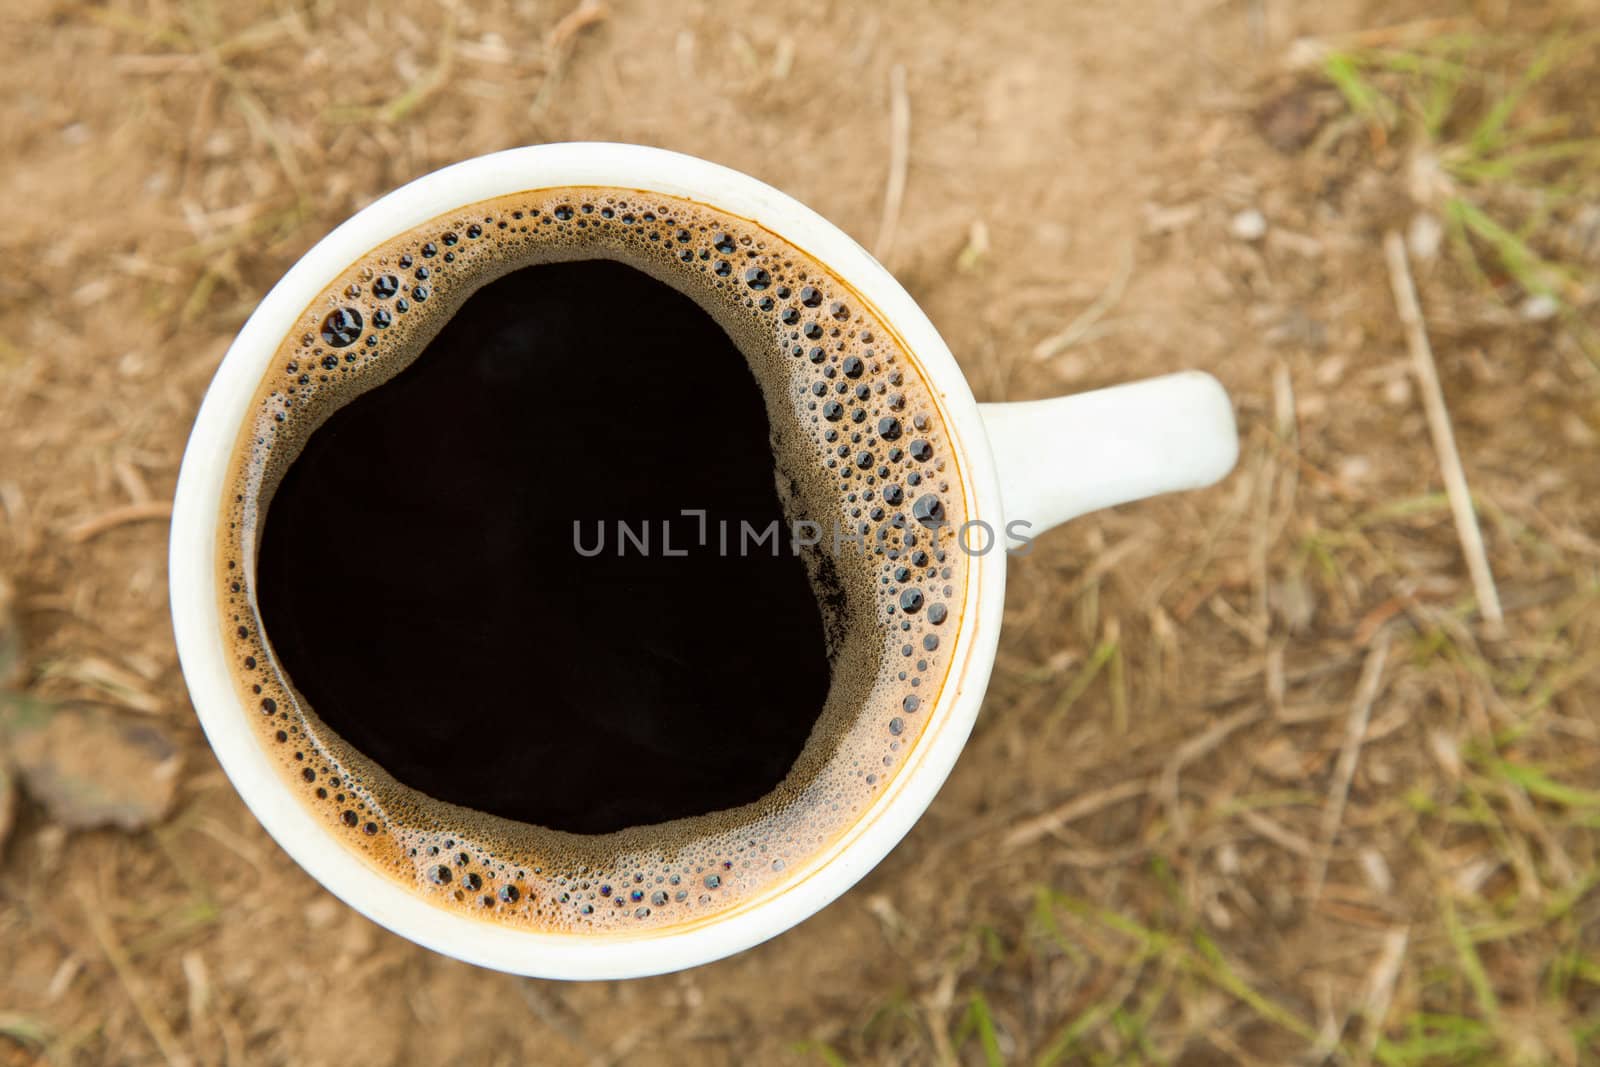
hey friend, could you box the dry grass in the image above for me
[0,0,1596,1064]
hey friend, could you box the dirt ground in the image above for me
[3,0,1599,1064]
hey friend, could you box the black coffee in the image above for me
[257,260,830,834]
[219,187,969,931]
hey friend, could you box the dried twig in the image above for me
[1287,17,1473,69]
[180,951,214,1061]
[873,63,910,263]
[1032,240,1135,360]
[1383,231,1504,634]
[547,0,609,52]
[112,454,152,505]
[1309,636,1390,901]
[921,967,959,1067]
[66,501,172,543]
[1159,706,1264,833]
[517,981,596,1059]
[77,888,192,1067]
[1002,778,1149,850]
[43,655,163,715]
[1359,927,1411,1058]
[1239,808,1316,857]
[529,1,607,119]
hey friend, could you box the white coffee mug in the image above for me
[170,143,1238,979]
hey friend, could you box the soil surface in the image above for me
[3,0,1597,1064]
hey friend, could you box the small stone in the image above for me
[1229,208,1268,242]
[304,896,341,929]
[1407,212,1443,261]
[1248,736,1307,783]
[1561,413,1598,447]
[1337,455,1373,484]
[1255,85,1327,153]
[1519,293,1559,322]
[1563,204,1600,264]
[1382,376,1412,407]
[1268,572,1316,633]
[1359,847,1394,895]
[5,707,181,831]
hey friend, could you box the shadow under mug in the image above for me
[169,143,1239,979]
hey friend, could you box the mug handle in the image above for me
[978,371,1240,536]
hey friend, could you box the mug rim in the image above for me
[169,142,1008,979]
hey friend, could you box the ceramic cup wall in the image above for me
[170,144,1238,979]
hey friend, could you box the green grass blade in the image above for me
[1047,640,1117,727]
[790,1040,851,1067]
[1191,931,1321,1043]
[1448,138,1600,182]
[1029,887,1087,964]
[1374,1014,1496,1065]
[1324,52,1395,127]
[1470,34,1565,153]
[1574,1013,1600,1052]
[1422,61,1463,137]
[1452,196,1562,297]
[0,1013,50,1049]
[1491,759,1600,809]
[965,994,1005,1067]
[1441,896,1501,1032]
[1035,991,1124,1067]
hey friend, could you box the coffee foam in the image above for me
[219,188,969,933]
